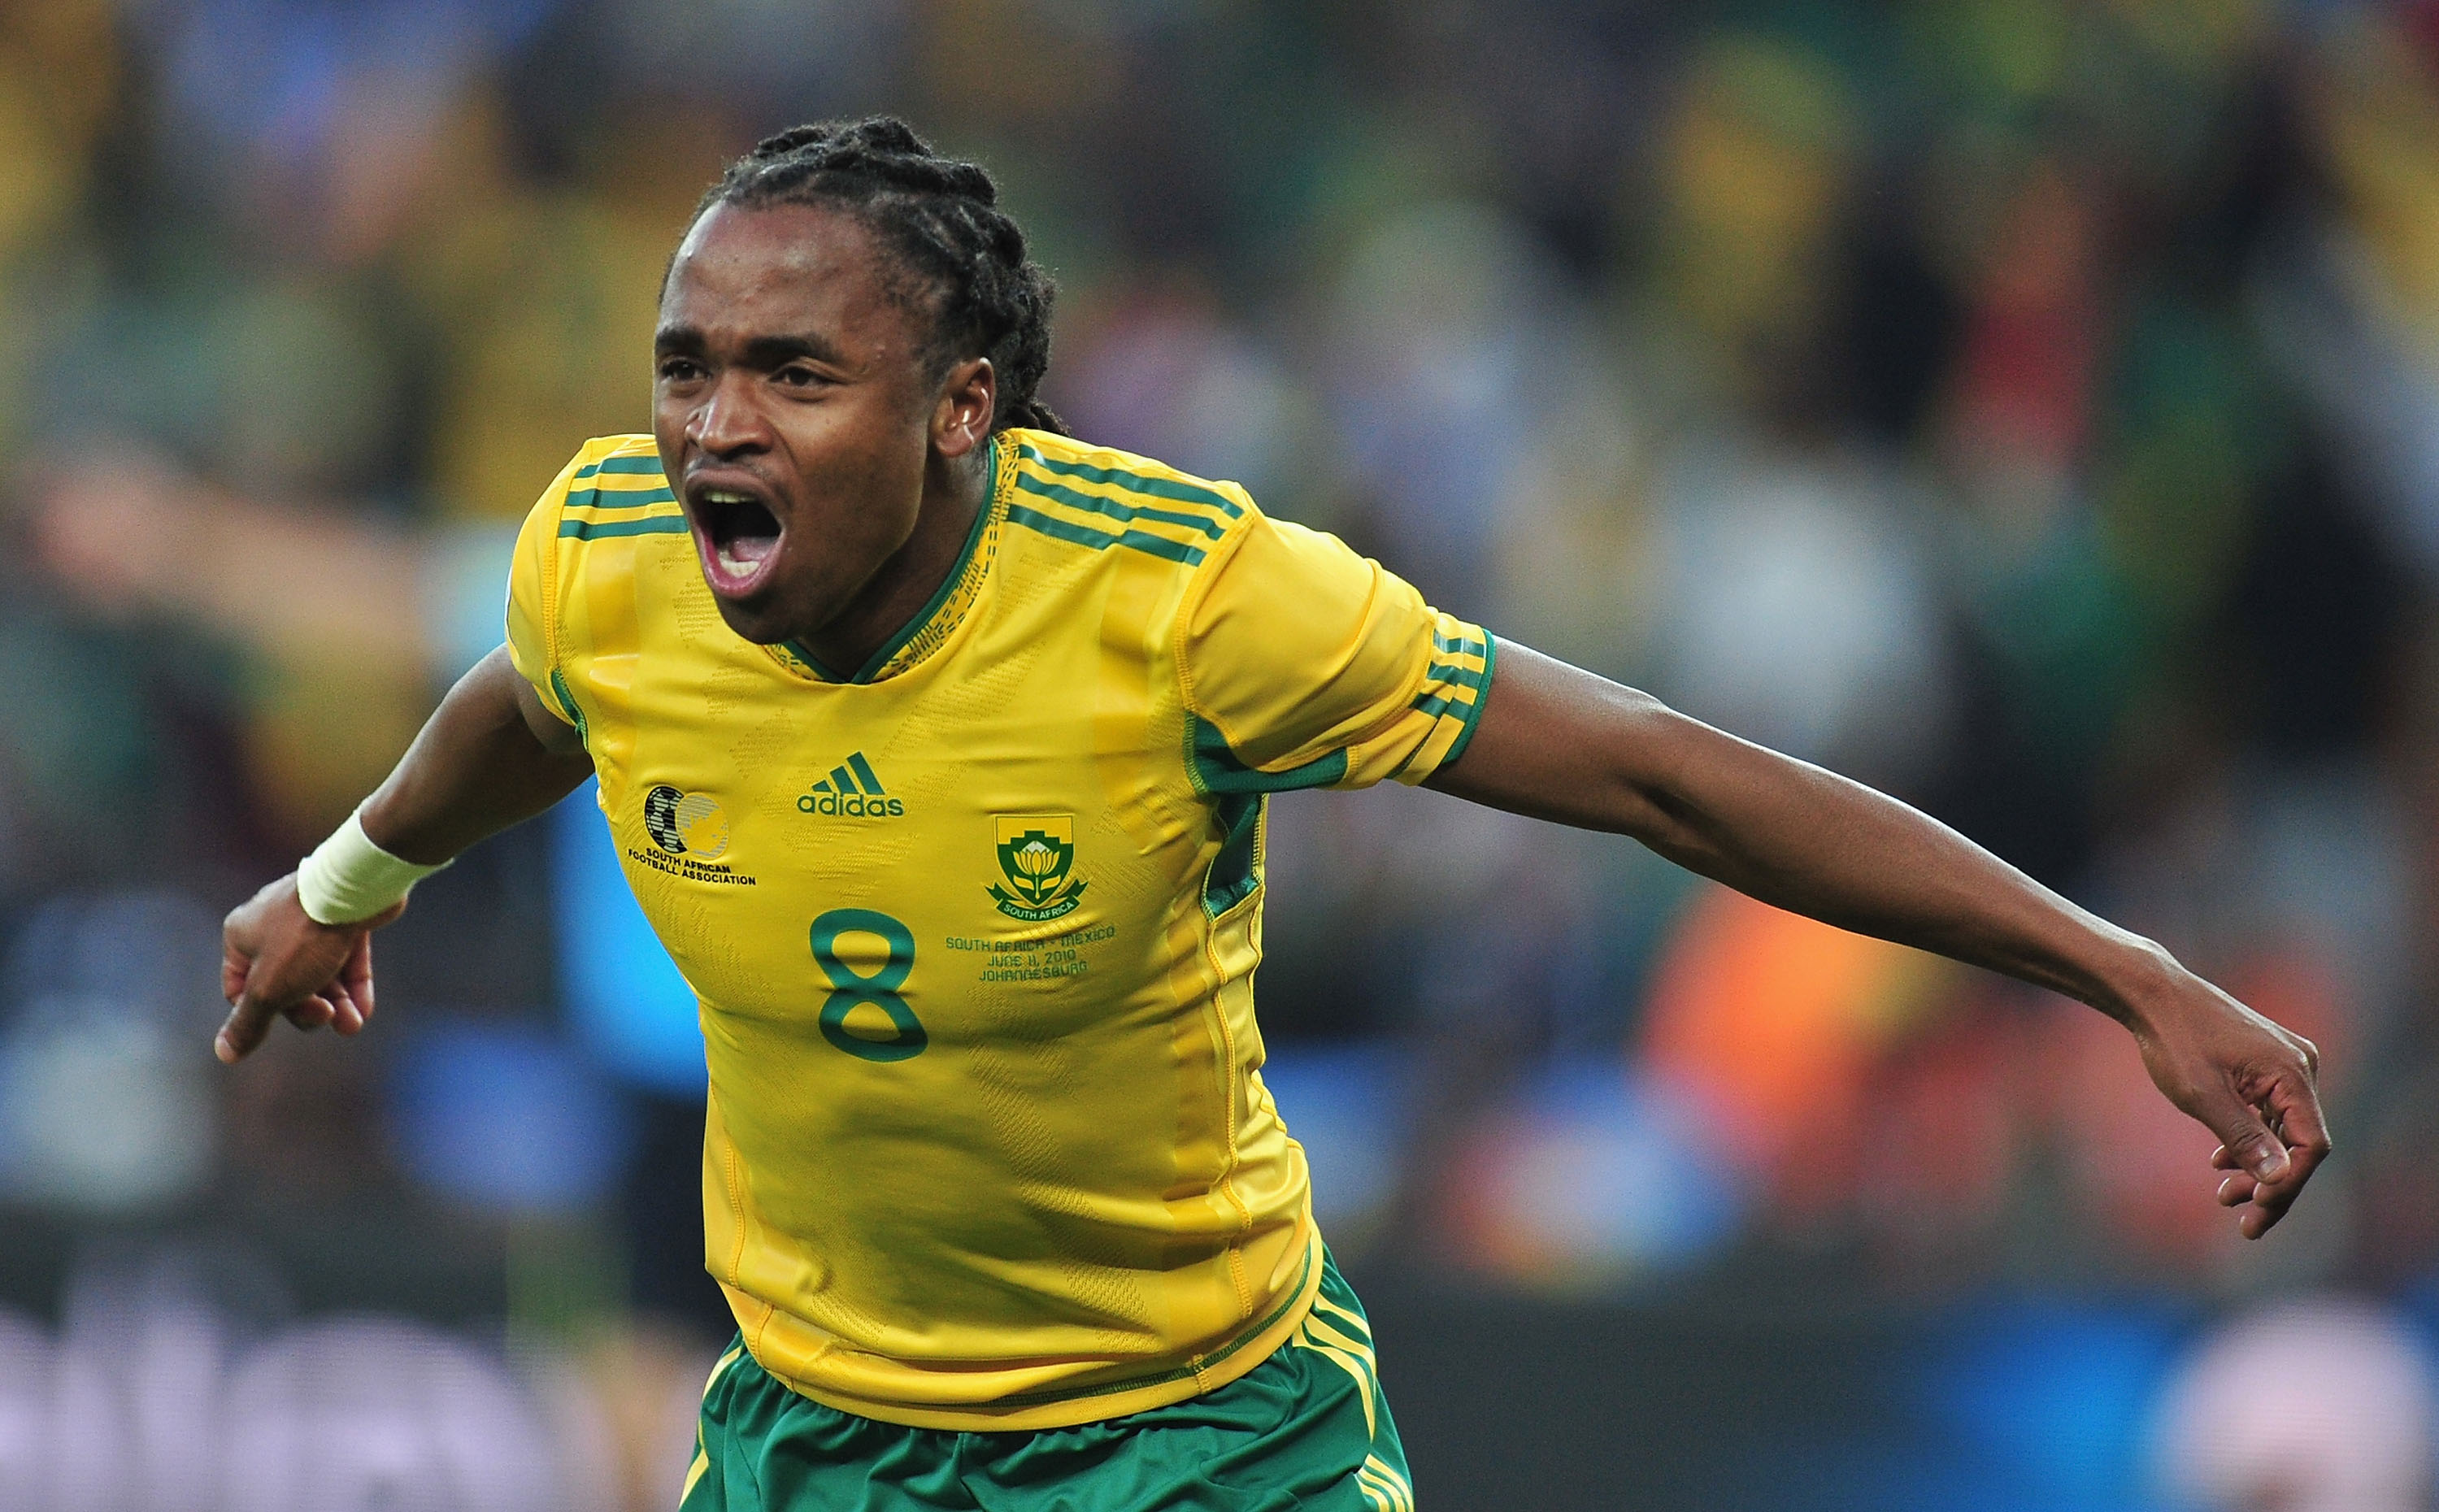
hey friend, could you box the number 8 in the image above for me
[810,910,926,1062]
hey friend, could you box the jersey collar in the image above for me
[767,433,1011,685]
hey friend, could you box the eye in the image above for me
[773,363,828,389]
[656,357,706,384]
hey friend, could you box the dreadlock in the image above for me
[698,117,1067,437]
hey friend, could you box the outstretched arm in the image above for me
[216,646,593,1062]
[1425,641,2329,1239]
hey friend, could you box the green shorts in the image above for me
[679,1253,1413,1511]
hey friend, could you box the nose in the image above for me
[688,371,770,458]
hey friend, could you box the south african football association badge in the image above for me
[628,784,756,886]
[989,815,1088,921]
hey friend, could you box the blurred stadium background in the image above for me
[0,0,2436,1507]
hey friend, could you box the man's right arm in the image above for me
[215,646,594,1062]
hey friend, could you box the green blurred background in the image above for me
[1,1,2437,1507]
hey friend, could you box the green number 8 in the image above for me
[810,909,926,1062]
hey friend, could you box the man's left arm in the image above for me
[1425,640,2329,1239]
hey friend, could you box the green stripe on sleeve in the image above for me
[1015,445,1244,516]
[1006,503,1115,551]
[559,514,688,540]
[1438,633,1498,769]
[1110,529,1207,564]
[564,485,678,512]
[1006,504,1206,564]
[569,454,667,482]
[1431,629,1489,659]
[1013,472,1229,538]
[1423,661,1487,691]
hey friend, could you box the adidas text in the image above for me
[798,793,906,818]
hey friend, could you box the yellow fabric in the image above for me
[505,428,1494,1430]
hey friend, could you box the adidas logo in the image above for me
[797,752,906,818]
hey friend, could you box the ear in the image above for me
[932,358,995,460]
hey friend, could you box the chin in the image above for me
[706,588,795,645]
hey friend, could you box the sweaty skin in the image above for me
[653,202,995,664]
[219,199,2328,1241]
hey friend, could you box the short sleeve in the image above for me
[503,447,588,731]
[1179,509,1495,794]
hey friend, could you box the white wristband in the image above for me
[295,808,450,925]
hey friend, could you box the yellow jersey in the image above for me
[504,428,1494,1429]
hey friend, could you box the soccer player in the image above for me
[218,119,2327,1510]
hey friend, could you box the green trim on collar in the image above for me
[846,437,999,684]
[766,439,1002,687]
[778,638,847,683]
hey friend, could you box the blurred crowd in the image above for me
[4,0,2439,1506]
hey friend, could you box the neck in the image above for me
[793,441,991,678]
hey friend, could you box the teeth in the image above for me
[702,489,754,504]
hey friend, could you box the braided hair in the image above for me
[698,117,1067,436]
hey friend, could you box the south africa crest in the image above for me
[990,815,1088,921]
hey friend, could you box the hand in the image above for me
[217,875,404,1063]
[2124,963,2329,1240]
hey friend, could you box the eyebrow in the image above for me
[745,333,848,368]
[654,325,849,369]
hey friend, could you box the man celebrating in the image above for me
[220,119,2327,1510]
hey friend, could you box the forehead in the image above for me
[660,201,917,350]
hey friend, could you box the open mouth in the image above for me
[689,485,785,598]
